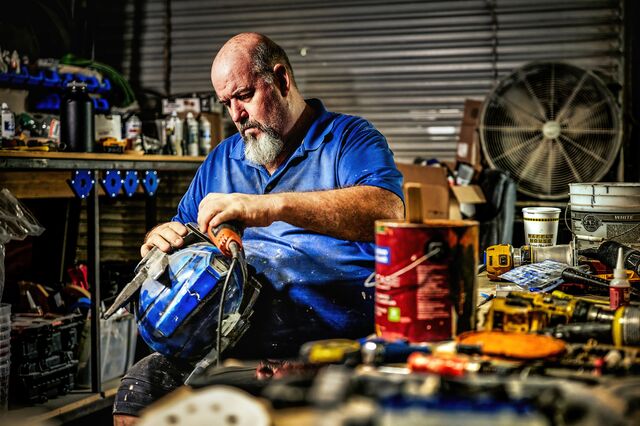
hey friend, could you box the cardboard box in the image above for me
[456,99,483,170]
[396,163,486,220]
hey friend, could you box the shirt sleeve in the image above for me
[337,118,404,202]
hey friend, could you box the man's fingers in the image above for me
[139,222,188,258]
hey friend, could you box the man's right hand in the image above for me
[140,222,189,257]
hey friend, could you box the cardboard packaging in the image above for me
[456,99,483,170]
[396,163,486,220]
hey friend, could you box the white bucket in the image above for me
[569,183,640,250]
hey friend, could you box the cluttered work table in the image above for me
[130,231,640,426]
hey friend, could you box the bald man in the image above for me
[113,33,403,424]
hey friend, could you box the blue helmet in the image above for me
[136,242,260,361]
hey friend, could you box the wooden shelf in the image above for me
[6,381,120,425]
[0,151,205,171]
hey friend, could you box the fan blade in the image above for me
[517,69,549,121]
[493,89,544,126]
[558,133,607,164]
[490,132,542,162]
[554,138,583,182]
[555,72,589,123]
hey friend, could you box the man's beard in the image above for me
[241,121,284,166]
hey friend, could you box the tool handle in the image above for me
[561,268,610,287]
[208,222,244,258]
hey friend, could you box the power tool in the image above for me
[485,243,575,280]
[486,240,640,281]
[486,291,640,347]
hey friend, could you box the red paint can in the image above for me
[374,220,479,342]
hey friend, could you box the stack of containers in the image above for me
[0,303,10,410]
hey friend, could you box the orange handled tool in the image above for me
[208,222,244,258]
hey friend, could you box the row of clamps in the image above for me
[68,170,159,199]
[35,94,110,113]
[0,68,111,93]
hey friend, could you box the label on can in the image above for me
[610,286,630,310]
[375,247,390,264]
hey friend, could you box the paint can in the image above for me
[374,219,479,343]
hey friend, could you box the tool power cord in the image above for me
[216,245,247,368]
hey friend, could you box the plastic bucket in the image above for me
[569,183,640,250]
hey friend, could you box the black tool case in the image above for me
[10,313,84,403]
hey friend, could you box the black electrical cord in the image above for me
[215,251,241,368]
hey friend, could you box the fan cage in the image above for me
[479,61,622,200]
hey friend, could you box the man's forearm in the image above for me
[272,186,404,241]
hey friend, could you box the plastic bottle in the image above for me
[125,114,143,151]
[0,103,15,139]
[199,114,212,155]
[60,81,95,152]
[610,247,631,309]
[166,112,181,156]
[185,112,199,156]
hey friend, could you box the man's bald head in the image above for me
[212,32,296,87]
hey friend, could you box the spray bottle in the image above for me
[610,247,631,309]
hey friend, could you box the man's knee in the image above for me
[113,353,193,417]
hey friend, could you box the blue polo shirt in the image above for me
[172,99,403,357]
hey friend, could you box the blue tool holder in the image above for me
[123,170,139,197]
[141,170,159,196]
[100,170,123,198]
[67,170,95,199]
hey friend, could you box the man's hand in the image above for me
[140,221,189,257]
[197,193,280,233]
[196,186,403,242]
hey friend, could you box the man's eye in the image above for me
[238,92,252,100]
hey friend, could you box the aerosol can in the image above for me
[125,113,143,152]
[1,102,16,139]
[485,242,575,280]
[166,111,182,156]
[199,114,211,155]
[185,112,199,156]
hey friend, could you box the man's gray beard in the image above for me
[243,129,284,166]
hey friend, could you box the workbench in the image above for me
[0,151,204,419]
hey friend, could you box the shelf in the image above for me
[0,151,205,171]
[6,380,120,425]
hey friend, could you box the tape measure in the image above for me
[299,339,361,364]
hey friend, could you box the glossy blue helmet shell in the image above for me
[136,242,242,360]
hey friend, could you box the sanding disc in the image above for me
[138,385,271,426]
[457,330,566,359]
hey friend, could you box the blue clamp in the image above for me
[98,78,112,93]
[43,69,61,87]
[67,170,95,199]
[100,170,123,198]
[85,75,99,92]
[122,170,139,197]
[10,66,30,85]
[141,170,159,196]
[27,69,44,86]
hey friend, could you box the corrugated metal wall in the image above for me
[98,0,623,163]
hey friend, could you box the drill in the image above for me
[486,291,640,347]
[485,243,575,280]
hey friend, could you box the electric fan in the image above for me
[479,62,622,199]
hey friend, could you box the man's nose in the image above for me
[230,100,248,123]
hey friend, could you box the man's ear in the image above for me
[272,63,290,96]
